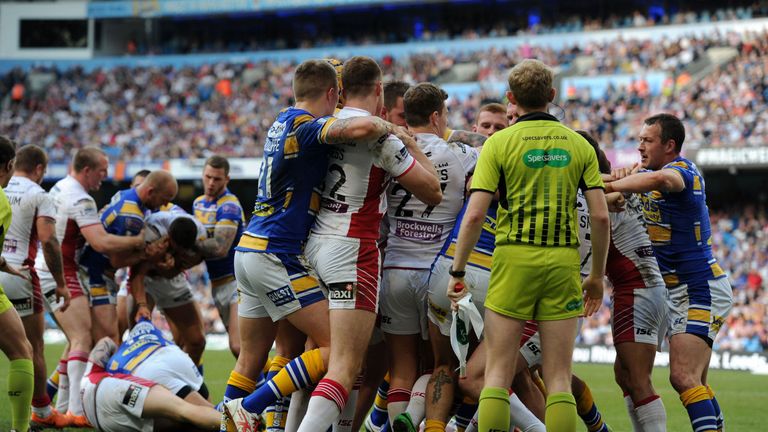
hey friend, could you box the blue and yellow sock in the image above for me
[454,396,478,432]
[46,365,61,402]
[575,382,609,432]
[242,349,325,414]
[264,356,291,430]
[9,359,34,432]
[368,372,391,428]
[224,370,259,403]
[681,386,718,432]
[706,385,724,431]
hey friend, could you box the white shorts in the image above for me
[145,274,194,310]
[666,278,733,346]
[0,268,43,317]
[117,279,129,298]
[612,285,667,346]
[212,277,238,327]
[36,269,65,314]
[427,255,488,337]
[132,345,203,396]
[82,375,154,432]
[78,267,118,306]
[235,251,326,321]
[380,268,430,337]
[519,319,583,368]
[305,234,381,313]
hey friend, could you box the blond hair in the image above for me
[507,59,553,110]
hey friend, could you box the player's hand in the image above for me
[447,277,468,311]
[393,126,417,149]
[145,237,169,261]
[1,262,30,280]
[581,274,604,317]
[55,284,71,312]
[606,192,626,213]
[610,163,640,181]
[135,303,151,321]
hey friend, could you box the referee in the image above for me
[447,60,610,432]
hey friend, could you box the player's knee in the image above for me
[669,369,697,393]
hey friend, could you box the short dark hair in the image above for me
[475,103,507,124]
[577,131,611,175]
[644,113,685,153]
[169,217,199,251]
[14,144,46,173]
[293,60,338,101]
[403,83,448,127]
[72,147,106,173]
[134,169,151,178]
[0,136,16,168]
[341,56,382,100]
[383,81,410,110]
[205,155,230,176]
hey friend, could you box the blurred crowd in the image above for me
[3,29,768,163]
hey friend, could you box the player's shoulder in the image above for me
[216,191,242,207]
[663,157,697,173]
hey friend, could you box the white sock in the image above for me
[466,411,479,432]
[67,353,88,415]
[405,374,430,426]
[297,395,342,432]
[509,393,546,432]
[56,373,69,413]
[333,384,359,432]
[285,388,311,432]
[624,395,643,432]
[635,397,667,432]
[387,401,409,426]
[31,404,53,418]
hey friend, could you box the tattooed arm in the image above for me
[446,130,487,148]
[322,116,398,145]
[197,225,237,259]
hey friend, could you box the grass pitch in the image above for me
[1,344,767,431]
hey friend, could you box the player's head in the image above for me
[382,81,410,126]
[473,103,508,137]
[505,59,555,113]
[136,170,178,210]
[14,144,48,184]
[293,59,339,117]
[577,131,611,174]
[341,56,383,112]
[203,155,230,198]
[403,82,449,137]
[72,146,108,192]
[325,58,345,109]
[131,169,151,188]
[169,217,199,252]
[0,136,16,188]
[507,101,519,124]
[639,113,685,170]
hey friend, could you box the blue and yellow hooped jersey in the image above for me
[107,319,174,374]
[193,189,244,281]
[640,156,725,287]
[439,200,498,271]
[237,107,336,255]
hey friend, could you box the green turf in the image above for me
[2,344,767,430]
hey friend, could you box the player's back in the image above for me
[312,106,414,240]
[3,176,51,267]
[440,201,497,271]
[641,157,725,286]
[384,134,477,269]
[107,319,173,374]
[237,107,334,254]
[36,175,99,273]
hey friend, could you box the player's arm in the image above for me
[109,237,169,269]
[446,129,487,148]
[605,169,685,194]
[446,190,494,305]
[582,187,610,317]
[197,222,238,259]
[81,223,145,255]
[321,116,398,145]
[36,216,70,310]
[129,262,152,321]
[395,133,442,206]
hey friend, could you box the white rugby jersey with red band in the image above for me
[312,106,416,240]
[383,133,478,270]
[3,176,56,268]
[34,175,101,297]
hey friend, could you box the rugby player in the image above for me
[605,113,732,432]
[382,81,410,127]
[448,59,609,432]
[0,145,71,428]
[193,155,245,358]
